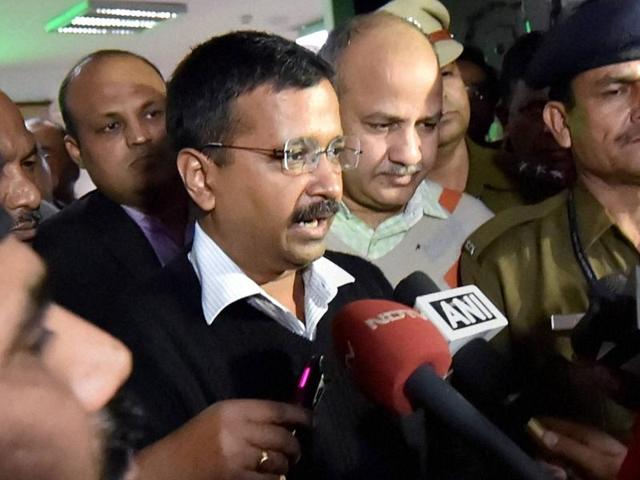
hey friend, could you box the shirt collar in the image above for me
[337,179,449,222]
[121,204,189,266]
[418,180,451,219]
[573,183,618,251]
[188,222,354,329]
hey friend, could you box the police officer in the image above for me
[461,0,640,437]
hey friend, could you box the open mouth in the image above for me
[289,218,333,243]
[10,210,40,236]
[291,200,339,233]
[296,218,322,228]
[293,213,335,232]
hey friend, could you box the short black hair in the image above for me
[500,31,544,107]
[58,50,163,139]
[166,30,334,159]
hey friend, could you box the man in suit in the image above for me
[0,90,43,242]
[33,50,189,331]
[111,31,429,480]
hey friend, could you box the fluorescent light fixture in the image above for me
[296,19,328,52]
[46,1,186,35]
[71,16,158,28]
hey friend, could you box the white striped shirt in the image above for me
[188,222,354,340]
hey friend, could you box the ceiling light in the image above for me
[71,16,157,28]
[46,1,186,35]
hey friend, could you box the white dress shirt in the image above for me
[188,222,354,340]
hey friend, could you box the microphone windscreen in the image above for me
[572,273,636,358]
[393,271,440,307]
[333,299,451,414]
[451,338,512,407]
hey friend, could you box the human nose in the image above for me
[307,152,342,200]
[125,118,152,146]
[4,169,42,211]
[42,305,132,412]
[388,128,423,166]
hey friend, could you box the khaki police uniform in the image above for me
[465,138,524,213]
[460,183,638,435]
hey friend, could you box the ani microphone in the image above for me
[394,271,508,354]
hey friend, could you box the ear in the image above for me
[64,134,84,169]
[543,101,572,149]
[177,148,216,212]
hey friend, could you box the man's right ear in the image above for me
[177,148,216,212]
[64,135,84,169]
[543,101,572,149]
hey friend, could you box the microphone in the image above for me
[333,299,552,480]
[333,299,451,414]
[571,269,640,378]
[394,271,508,354]
[451,337,547,447]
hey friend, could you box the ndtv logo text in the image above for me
[365,309,424,330]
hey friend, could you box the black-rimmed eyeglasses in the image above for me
[200,135,361,175]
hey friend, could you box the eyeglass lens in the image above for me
[283,136,360,173]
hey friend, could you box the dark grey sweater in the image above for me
[111,251,427,480]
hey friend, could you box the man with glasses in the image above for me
[319,9,493,288]
[109,31,427,479]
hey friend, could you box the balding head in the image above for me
[57,50,176,212]
[59,50,163,139]
[25,117,79,206]
[0,91,42,241]
[0,92,28,137]
[321,13,438,96]
[320,12,442,224]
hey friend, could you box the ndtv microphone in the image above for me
[333,299,551,480]
[395,271,508,353]
[333,299,451,414]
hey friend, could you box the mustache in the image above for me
[11,209,41,230]
[292,199,340,223]
[381,163,423,176]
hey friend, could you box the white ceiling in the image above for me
[0,0,324,102]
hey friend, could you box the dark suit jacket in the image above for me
[33,190,163,331]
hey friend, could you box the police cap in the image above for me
[526,0,640,89]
